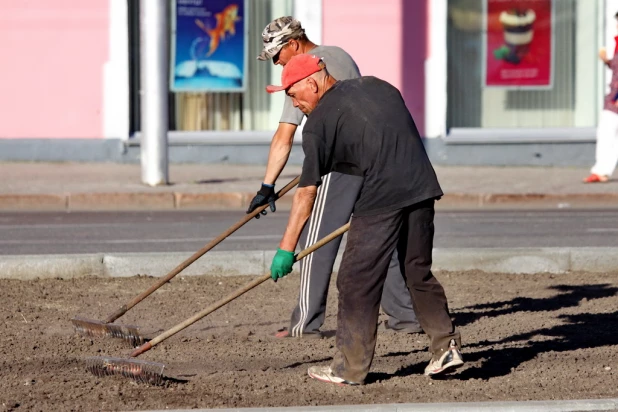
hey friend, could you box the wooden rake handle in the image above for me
[105,176,300,324]
[130,221,350,357]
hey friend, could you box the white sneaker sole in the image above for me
[308,368,360,386]
[425,357,464,376]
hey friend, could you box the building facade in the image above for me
[0,0,615,166]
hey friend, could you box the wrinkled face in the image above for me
[273,40,298,66]
[286,77,319,115]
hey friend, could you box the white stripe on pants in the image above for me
[292,173,331,337]
[591,110,618,177]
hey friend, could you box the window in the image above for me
[447,0,603,129]
[129,0,293,134]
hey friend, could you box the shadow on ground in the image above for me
[453,284,618,327]
[366,283,618,384]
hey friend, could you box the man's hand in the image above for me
[246,183,276,219]
[270,248,295,281]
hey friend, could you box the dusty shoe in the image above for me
[308,366,360,386]
[424,339,464,376]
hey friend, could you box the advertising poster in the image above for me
[170,0,247,92]
[483,0,554,88]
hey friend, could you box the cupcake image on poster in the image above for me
[493,8,536,64]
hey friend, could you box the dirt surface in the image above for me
[1,270,618,411]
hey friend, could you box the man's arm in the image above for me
[269,129,324,281]
[269,185,317,281]
[246,122,297,216]
[279,185,317,251]
[263,122,298,185]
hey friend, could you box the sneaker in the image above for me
[583,174,609,183]
[424,339,464,376]
[308,366,360,386]
[273,327,323,339]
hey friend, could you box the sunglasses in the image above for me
[272,42,290,64]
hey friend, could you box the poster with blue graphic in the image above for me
[170,0,247,92]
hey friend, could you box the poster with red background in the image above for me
[484,0,553,88]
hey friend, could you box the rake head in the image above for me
[71,317,145,347]
[86,356,166,385]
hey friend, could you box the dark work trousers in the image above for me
[289,172,419,337]
[330,199,460,384]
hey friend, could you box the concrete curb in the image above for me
[142,398,618,411]
[1,192,617,211]
[0,254,107,280]
[1,247,617,280]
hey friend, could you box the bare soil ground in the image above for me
[1,270,618,411]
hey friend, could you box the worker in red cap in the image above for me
[267,54,464,385]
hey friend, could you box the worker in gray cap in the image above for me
[247,16,422,340]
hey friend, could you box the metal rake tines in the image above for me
[71,317,144,347]
[86,356,166,385]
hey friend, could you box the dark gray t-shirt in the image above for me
[279,45,360,125]
[299,77,443,216]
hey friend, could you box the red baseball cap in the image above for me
[266,54,323,93]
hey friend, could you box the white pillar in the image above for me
[140,0,169,186]
[425,0,448,138]
[574,0,600,126]
[103,0,130,140]
[294,0,322,44]
[604,0,618,97]
[291,0,323,140]
[605,0,618,58]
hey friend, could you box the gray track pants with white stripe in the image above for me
[289,172,420,337]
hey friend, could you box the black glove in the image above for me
[246,183,276,219]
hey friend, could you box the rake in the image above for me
[72,176,300,346]
[85,222,350,385]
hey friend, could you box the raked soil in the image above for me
[1,270,618,411]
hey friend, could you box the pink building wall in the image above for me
[0,0,109,139]
[322,0,428,136]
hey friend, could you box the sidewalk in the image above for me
[145,398,618,412]
[2,162,618,210]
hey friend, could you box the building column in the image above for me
[140,0,169,186]
[103,0,130,140]
[424,0,447,138]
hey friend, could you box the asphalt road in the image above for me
[0,209,616,255]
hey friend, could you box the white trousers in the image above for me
[591,110,618,177]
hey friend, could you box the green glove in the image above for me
[270,248,295,281]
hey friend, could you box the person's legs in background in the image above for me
[587,110,618,183]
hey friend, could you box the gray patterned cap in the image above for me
[257,16,305,61]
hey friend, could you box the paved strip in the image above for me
[0,234,281,246]
[142,398,618,412]
[1,209,617,255]
[1,192,618,211]
[1,247,617,280]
